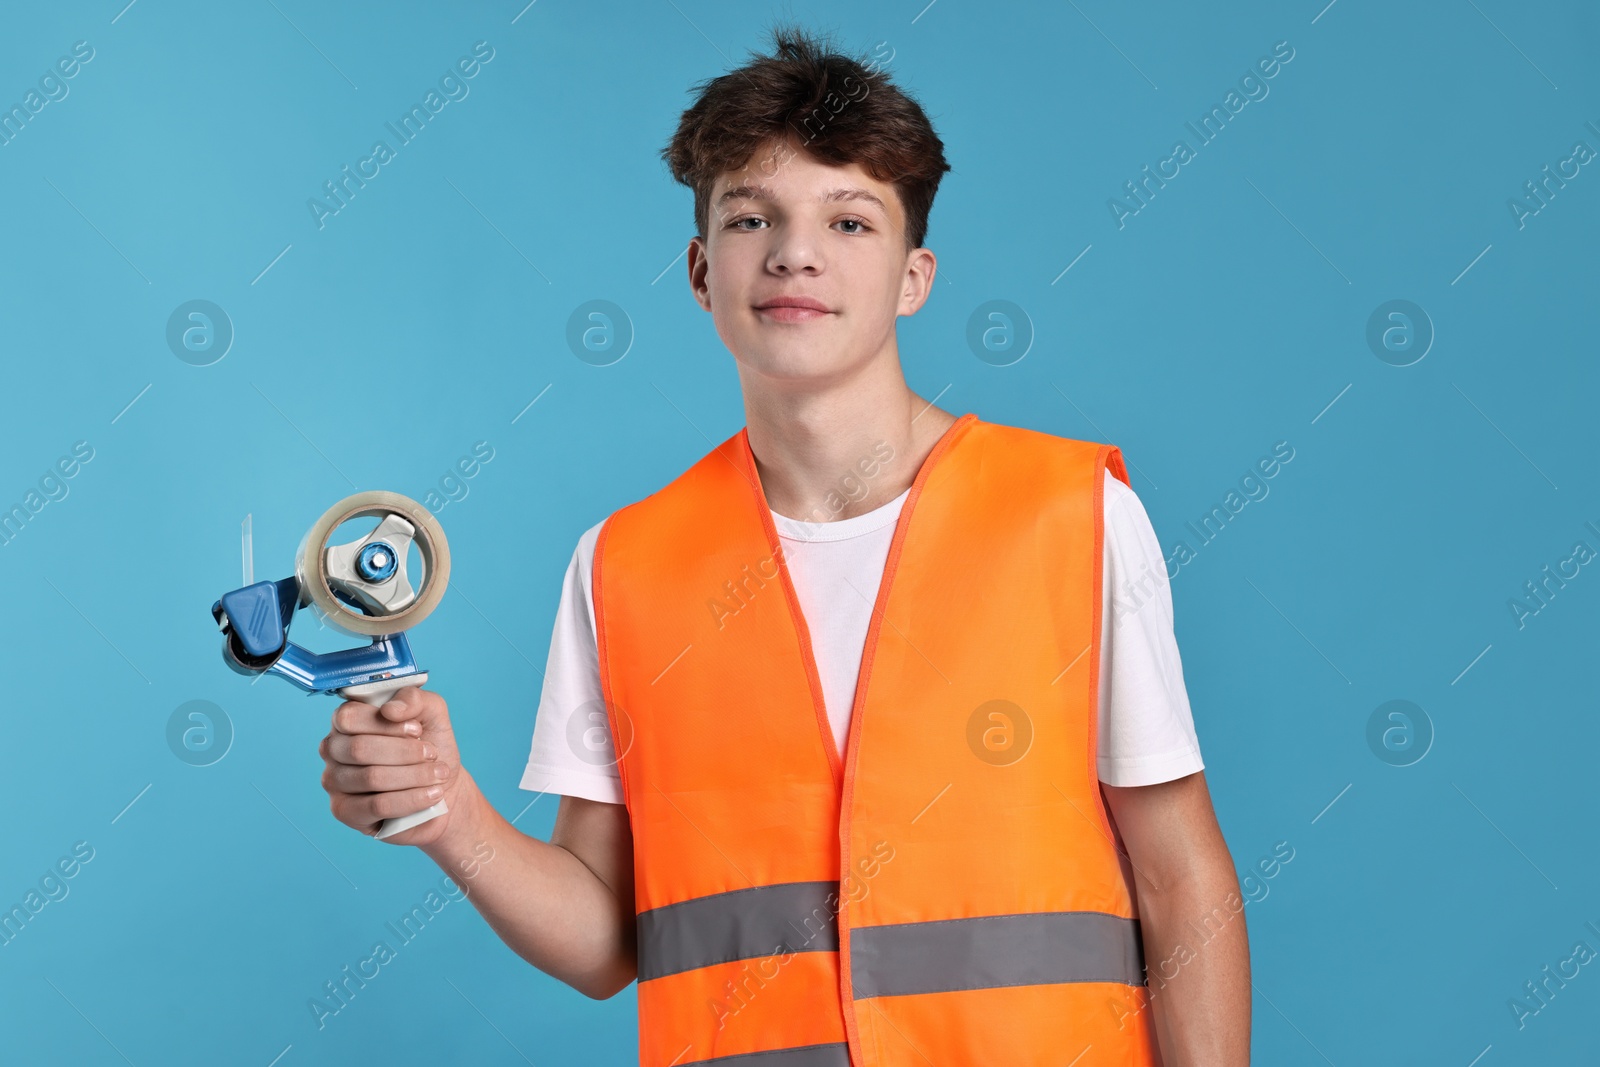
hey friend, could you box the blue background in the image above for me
[2,0,1596,1063]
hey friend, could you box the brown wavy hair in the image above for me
[660,23,951,251]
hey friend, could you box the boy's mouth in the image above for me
[754,296,832,322]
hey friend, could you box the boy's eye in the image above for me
[726,215,873,234]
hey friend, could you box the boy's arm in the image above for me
[423,784,638,999]
[321,685,638,1000]
[1102,771,1251,1065]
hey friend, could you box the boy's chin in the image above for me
[732,348,863,386]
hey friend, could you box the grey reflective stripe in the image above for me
[850,911,1145,999]
[680,1042,851,1066]
[636,880,839,982]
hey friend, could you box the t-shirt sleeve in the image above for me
[518,519,626,805]
[1096,476,1205,787]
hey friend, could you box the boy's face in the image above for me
[687,135,936,388]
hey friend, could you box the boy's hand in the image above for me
[319,685,470,848]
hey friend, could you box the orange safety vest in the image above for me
[594,412,1158,1066]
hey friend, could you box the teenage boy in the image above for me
[319,25,1249,1066]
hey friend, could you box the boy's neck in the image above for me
[742,360,959,524]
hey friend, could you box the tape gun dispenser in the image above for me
[210,490,452,840]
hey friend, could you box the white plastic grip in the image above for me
[339,674,449,841]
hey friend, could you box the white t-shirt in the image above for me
[520,475,1203,803]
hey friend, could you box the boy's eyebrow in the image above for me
[716,183,888,214]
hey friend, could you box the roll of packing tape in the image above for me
[295,490,450,638]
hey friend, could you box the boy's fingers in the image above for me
[326,760,447,796]
[347,784,447,829]
[325,731,433,767]
[331,698,423,738]
[377,686,423,720]
[383,686,446,731]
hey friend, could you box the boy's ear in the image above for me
[898,246,937,317]
[687,236,713,312]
